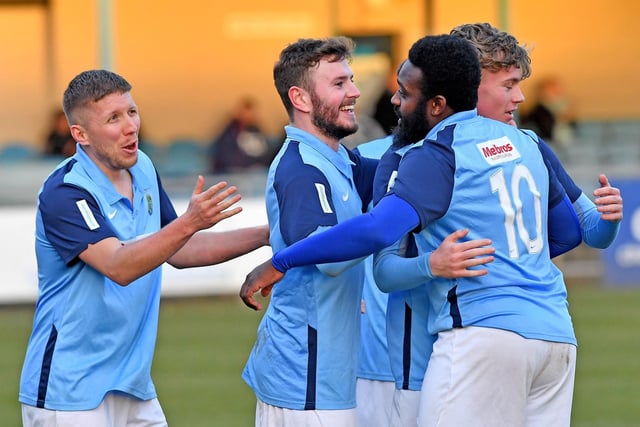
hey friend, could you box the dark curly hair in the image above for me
[408,35,480,112]
[450,23,531,79]
[273,37,355,120]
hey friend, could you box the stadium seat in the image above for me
[160,138,208,177]
[0,142,40,163]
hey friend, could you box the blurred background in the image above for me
[0,1,639,424]
[1,0,639,294]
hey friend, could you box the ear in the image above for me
[288,86,312,113]
[69,124,88,147]
[429,95,447,116]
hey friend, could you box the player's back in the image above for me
[395,112,575,345]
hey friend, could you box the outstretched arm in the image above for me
[80,177,243,286]
[239,194,419,310]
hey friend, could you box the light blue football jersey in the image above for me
[242,126,377,410]
[19,147,177,410]
[390,110,576,345]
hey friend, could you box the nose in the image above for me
[348,80,361,99]
[513,84,525,104]
[124,114,139,135]
[390,90,400,106]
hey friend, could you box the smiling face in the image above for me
[391,60,432,146]
[477,65,525,127]
[307,58,360,142]
[71,91,140,179]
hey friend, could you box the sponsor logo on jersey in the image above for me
[477,136,521,165]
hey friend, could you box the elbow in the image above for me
[372,261,393,293]
[167,252,189,270]
[569,230,583,251]
[167,261,188,270]
[107,271,134,287]
[375,280,394,293]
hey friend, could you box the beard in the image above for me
[392,97,430,147]
[310,90,359,140]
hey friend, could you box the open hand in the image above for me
[430,229,495,278]
[183,176,243,233]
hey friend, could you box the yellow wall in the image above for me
[1,0,639,150]
[0,6,49,145]
[433,0,640,120]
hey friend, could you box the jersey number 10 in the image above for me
[490,164,543,258]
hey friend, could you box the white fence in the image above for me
[0,198,270,304]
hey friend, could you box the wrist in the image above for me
[422,252,434,279]
[271,254,287,273]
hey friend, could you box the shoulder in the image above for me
[354,135,393,159]
[40,159,92,200]
[272,141,330,188]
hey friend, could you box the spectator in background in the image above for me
[520,76,577,148]
[372,64,399,135]
[209,97,272,174]
[43,109,76,158]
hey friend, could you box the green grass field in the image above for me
[1,284,639,426]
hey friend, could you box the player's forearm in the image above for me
[573,193,620,249]
[92,216,197,285]
[373,240,432,292]
[169,225,270,268]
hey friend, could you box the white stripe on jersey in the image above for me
[315,183,333,214]
[76,199,100,230]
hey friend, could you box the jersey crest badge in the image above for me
[146,193,153,215]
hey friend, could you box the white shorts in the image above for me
[356,378,395,427]
[418,326,576,427]
[390,388,420,427]
[255,399,359,427]
[22,392,167,427]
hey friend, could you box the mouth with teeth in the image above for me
[340,104,355,113]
